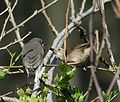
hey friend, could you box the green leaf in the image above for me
[58,66,76,84]
[59,63,69,74]
[17,88,25,97]
[66,66,76,79]
[0,70,6,79]
[73,87,84,102]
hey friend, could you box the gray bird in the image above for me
[22,38,44,84]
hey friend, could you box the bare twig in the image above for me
[1,91,14,97]
[0,65,23,69]
[64,0,70,63]
[0,96,21,102]
[85,11,94,102]
[0,8,8,16]
[100,0,116,69]
[91,96,99,102]
[0,32,31,50]
[79,0,87,15]
[0,0,18,41]
[70,0,75,21]
[86,13,94,102]
[5,0,58,35]
[90,66,104,102]
[7,69,24,74]
[94,30,100,54]
[107,67,120,95]
[4,0,23,48]
[89,8,104,101]
[84,76,93,102]
[40,0,58,36]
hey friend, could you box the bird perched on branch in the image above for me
[22,38,44,84]
[51,43,91,65]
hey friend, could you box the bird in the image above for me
[21,38,44,84]
[51,43,91,65]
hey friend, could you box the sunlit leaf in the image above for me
[0,70,6,79]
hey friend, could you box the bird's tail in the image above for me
[26,68,35,85]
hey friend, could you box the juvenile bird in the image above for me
[51,43,91,65]
[22,38,44,84]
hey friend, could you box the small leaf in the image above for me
[66,66,76,79]
[59,63,69,73]
[17,88,25,97]
[0,70,6,79]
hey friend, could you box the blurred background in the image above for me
[0,0,120,101]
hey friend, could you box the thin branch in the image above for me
[0,96,21,102]
[87,10,95,102]
[84,76,93,102]
[1,91,14,97]
[0,65,23,69]
[91,96,99,102]
[0,0,18,41]
[4,0,23,48]
[0,32,31,50]
[90,66,104,102]
[7,69,24,74]
[89,8,104,101]
[94,30,100,54]
[100,0,116,69]
[5,0,58,36]
[0,8,8,16]
[107,67,120,95]
[40,0,58,36]
[70,0,75,21]
[64,0,70,63]
[79,0,87,15]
